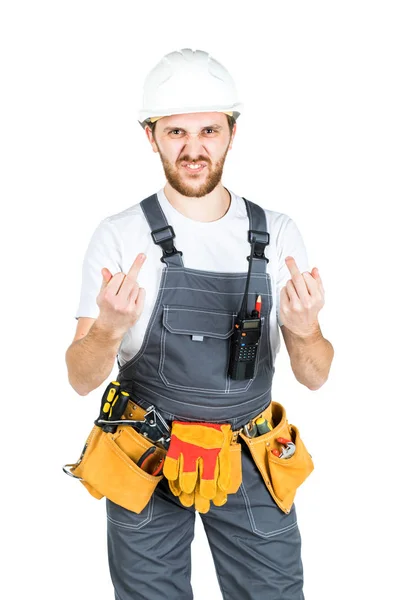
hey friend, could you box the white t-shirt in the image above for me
[75,187,309,367]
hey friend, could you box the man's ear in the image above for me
[228,122,237,151]
[145,125,159,153]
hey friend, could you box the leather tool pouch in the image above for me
[239,401,314,513]
[64,399,166,514]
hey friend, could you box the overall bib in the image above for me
[106,193,304,600]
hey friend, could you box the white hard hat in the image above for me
[138,48,243,128]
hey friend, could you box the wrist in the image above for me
[286,322,324,345]
[91,319,124,345]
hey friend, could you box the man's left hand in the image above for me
[279,256,325,337]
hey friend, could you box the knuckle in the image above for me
[103,291,114,303]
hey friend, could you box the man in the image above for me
[66,48,334,600]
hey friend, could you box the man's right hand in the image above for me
[95,253,147,338]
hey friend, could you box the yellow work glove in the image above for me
[179,481,228,514]
[163,421,233,505]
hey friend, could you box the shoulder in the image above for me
[88,197,151,251]
[102,198,147,233]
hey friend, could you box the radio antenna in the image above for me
[238,236,256,319]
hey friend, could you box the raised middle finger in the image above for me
[118,253,146,299]
[285,256,311,303]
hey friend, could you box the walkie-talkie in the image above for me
[228,237,262,380]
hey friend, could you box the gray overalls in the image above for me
[108,193,304,600]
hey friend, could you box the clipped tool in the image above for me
[96,402,171,449]
[94,381,130,434]
[271,437,296,459]
[243,421,258,438]
[255,417,273,436]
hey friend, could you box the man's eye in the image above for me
[169,129,216,135]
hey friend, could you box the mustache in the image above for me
[179,156,210,165]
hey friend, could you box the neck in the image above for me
[163,182,231,223]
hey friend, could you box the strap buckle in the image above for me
[151,225,183,263]
[247,229,270,261]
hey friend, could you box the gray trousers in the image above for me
[106,437,305,600]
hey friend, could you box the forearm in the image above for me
[287,326,334,390]
[65,321,123,396]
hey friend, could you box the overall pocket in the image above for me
[159,304,264,393]
[71,420,166,514]
[239,401,314,513]
[159,304,235,392]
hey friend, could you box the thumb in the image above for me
[100,267,113,289]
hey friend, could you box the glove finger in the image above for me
[199,457,217,499]
[195,494,211,513]
[216,448,231,492]
[194,478,211,513]
[179,490,195,507]
[163,453,180,482]
[179,457,199,494]
[212,487,228,507]
[168,477,182,497]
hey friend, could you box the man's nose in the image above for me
[181,133,207,155]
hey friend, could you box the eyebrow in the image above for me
[162,124,223,132]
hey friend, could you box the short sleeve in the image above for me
[276,217,309,327]
[75,219,123,320]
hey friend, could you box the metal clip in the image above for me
[243,422,258,438]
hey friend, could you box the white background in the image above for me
[1,1,399,598]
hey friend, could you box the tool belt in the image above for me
[63,385,314,515]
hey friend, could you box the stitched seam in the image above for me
[200,518,229,600]
[158,370,252,393]
[158,370,251,393]
[103,437,162,483]
[240,483,297,539]
[160,286,272,296]
[106,496,154,530]
[163,305,237,316]
[75,426,100,471]
[159,317,167,382]
[163,306,235,337]
[132,379,272,407]
[266,275,274,370]
[159,269,267,279]
[121,427,158,452]
[164,326,233,338]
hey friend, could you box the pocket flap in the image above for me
[162,305,236,339]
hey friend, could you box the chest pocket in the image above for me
[159,305,263,393]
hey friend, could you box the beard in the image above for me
[154,138,231,198]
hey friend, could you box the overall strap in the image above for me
[140,193,270,270]
[243,197,270,274]
[140,193,184,267]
